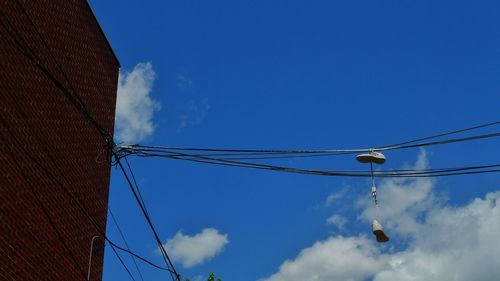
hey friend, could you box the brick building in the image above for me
[0,1,119,280]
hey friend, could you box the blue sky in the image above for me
[88,1,500,280]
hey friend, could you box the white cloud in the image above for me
[325,188,348,207]
[162,228,229,268]
[262,236,387,281]
[261,151,500,281]
[373,191,500,281]
[115,62,160,143]
[326,214,348,230]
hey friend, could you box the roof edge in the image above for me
[85,1,121,68]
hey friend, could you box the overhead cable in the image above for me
[119,128,500,159]
[0,119,172,275]
[1,6,181,280]
[109,209,146,281]
[122,148,500,178]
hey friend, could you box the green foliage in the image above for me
[185,272,221,281]
[208,272,221,281]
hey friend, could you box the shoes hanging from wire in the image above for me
[356,151,389,243]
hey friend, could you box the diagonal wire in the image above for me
[108,240,138,281]
[1,6,181,280]
[0,131,88,280]
[109,208,145,281]
[113,156,181,281]
[0,116,172,276]
[124,157,150,217]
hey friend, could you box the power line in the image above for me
[109,209,145,281]
[2,122,140,281]
[0,131,88,281]
[4,4,500,279]
[124,157,151,217]
[108,243,138,281]
[12,0,88,109]
[119,126,500,159]
[381,120,500,148]
[122,148,500,178]
[0,7,181,280]
[0,2,113,145]
[383,131,500,151]
[0,116,172,276]
[114,157,181,281]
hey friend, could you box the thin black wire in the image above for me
[7,11,177,278]
[3,121,147,281]
[7,0,500,162]
[122,158,180,281]
[114,156,181,281]
[385,132,500,151]
[120,157,175,279]
[1,7,181,280]
[120,147,356,160]
[122,146,496,175]
[121,147,500,174]
[1,2,113,145]
[13,0,88,108]
[381,120,500,148]
[129,149,500,178]
[122,129,500,158]
[108,243,138,281]
[109,209,145,281]
[0,116,173,275]
[127,144,362,154]
[4,6,500,279]
[0,131,88,280]
[215,151,355,160]
[0,28,171,281]
[110,243,171,272]
[380,169,500,178]
[124,157,150,217]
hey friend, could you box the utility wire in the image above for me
[2,121,143,281]
[1,7,181,280]
[116,156,178,281]
[0,131,88,281]
[13,0,88,109]
[382,131,500,151]
[4,5,500,279]
[124,157,150,217]
[0,116,172,275]
[1,2,113,145]
[124,148,500,178]
[108,243,138,281]
[109,209,146,281]
[120,127,500,158]
[382,120,500,148]
[114,157,181,281]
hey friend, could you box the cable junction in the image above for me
[1,4,182,280]
[3,0,500,273]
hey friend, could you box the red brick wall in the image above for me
[0,1,119,280]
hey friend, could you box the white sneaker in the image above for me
[372,219,389,243]
[356,151,386,164]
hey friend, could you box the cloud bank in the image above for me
[262,151,500,281]
[115,62,160,143]
[163,228,229,268]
